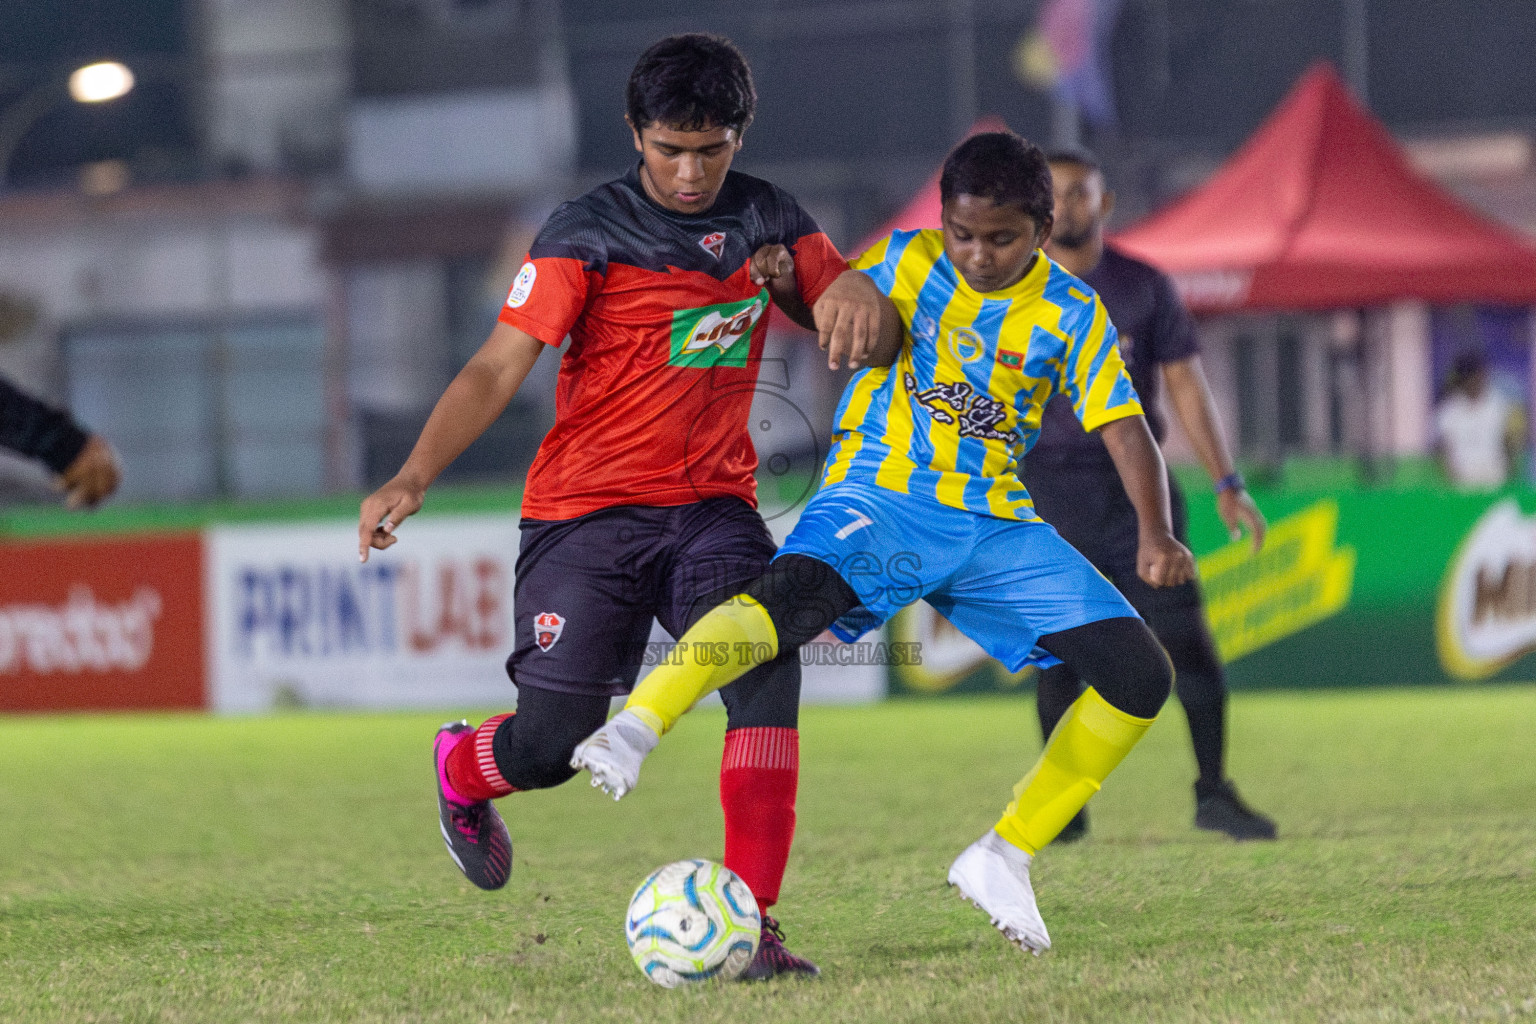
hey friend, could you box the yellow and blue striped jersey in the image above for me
[822,228,1143,521]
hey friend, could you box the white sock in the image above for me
[982,829,1034,881]
[608,709,661,755]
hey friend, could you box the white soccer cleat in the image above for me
[570,709,660,800]
[947,829,1052,955]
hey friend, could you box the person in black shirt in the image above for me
[1021,150,1277,841]
[0,375,119,507]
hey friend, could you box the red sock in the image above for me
[719,727,798,917]
[445,712,517,801]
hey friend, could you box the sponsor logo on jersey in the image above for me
[668,290,769,368]
[534,611,565,651]
[698,232,727,259]
[947,326,984,363]
[507,262,537,308]
[907,373,1014,443]
[998,349,1024,370]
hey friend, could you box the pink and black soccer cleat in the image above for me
[739,916,821,981]
[434,720,512,890]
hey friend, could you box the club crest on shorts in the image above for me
[534,612,565,651]
[698,232,727,259]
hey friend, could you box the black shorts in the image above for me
[507,496,778,697]
[1022,463,1203,615]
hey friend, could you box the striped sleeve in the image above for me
[1061,293,1144,432]
[851,232,901,294]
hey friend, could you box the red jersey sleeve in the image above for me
[497,203,606,345]
[768,186,847,307]
[791,229,848,307]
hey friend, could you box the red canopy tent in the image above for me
[1113,63,1536,314]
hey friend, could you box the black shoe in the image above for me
[739,916,820,981]
[1053,807,1089,844]
[1194,778,1277,841]
[435,721,513,889]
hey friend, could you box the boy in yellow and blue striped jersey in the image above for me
[573,132,1195,957]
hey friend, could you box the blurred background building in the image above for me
[3,0,1536,502]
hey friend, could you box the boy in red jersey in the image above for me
[357,33,894,980]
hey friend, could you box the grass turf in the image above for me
[1,687,1533,1023]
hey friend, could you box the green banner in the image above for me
[889,482,1536,694]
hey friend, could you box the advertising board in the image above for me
[890,483,1536,695]
[206,517,521,711]
[0,532,205,711]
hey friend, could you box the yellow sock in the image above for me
[994,686,1156,854]
[625,595,779,735]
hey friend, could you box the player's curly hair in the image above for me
[940,132,1054,227]
[626,34,756,134]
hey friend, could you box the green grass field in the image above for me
[2,687,1534,1023]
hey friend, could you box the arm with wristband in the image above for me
[1147,268,1265,552]
[1162,356,1265,551]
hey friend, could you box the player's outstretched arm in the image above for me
[1162,354,1265,551]
[1098,414,1195,588]
[813,270,903,371]
[358,322,545,561]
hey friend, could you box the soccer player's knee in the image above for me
[745,554,854,650]
[1095,619,1172,720]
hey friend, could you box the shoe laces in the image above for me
[760,915,786,948]
[448,801,482,841]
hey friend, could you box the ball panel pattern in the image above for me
[625,859,761,987]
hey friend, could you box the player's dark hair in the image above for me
[626,34,756,134]
[1451,349,1488,380]
[1045,146,1102,174]
[1444,348,1491,399]
[940,131,1054,226]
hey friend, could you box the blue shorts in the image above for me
[777,482,1139,672]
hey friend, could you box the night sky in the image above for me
[0,0,192,187]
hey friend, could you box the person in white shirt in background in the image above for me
[1434,350,1525,491]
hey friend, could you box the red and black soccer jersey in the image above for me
[500,165,846,521]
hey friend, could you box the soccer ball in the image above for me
[625,859,760,987]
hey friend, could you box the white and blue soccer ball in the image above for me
[625,859,760,987]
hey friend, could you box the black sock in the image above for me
[1181,695,1226,785]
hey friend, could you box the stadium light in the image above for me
[0,60,136,189]
[68,61,136,104]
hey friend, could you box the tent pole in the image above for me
[1342,0,1369,106]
